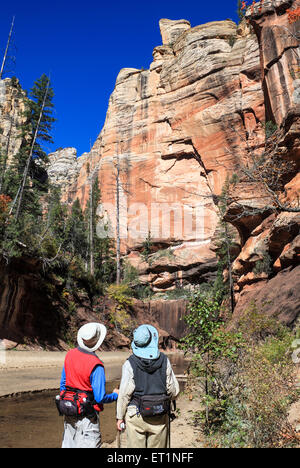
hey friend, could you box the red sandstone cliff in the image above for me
[52,16,265,292]
[229,0,300,323]
[48,1,300,320]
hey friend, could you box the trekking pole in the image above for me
[117,422,125,448]
[168,400,176,448]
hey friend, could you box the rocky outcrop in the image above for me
[132,299,188,341]
[246,0,300,125]
[47,148,88,203]
[224,0,300,323]
[0,78,28,166]
[232,264,300,326]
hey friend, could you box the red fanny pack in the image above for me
[56,387,103,417]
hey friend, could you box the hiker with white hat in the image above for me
[116,324,179,448]
[57,322,119,448]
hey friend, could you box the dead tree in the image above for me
[104,143,132,285]
[115,151,121,284]
[0,110,15,193]
[0,17,15,80]
[87,156,101,277]
[14,78,50,222]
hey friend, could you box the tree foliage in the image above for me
[0,74,116,300]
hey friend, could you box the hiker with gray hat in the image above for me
[57,322,119,448]
[116,324,180,448]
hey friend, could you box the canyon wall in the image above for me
[53,15,266,292]
[47,148,88,202]
[48,2,299,322]
[229,0,300,322]
[0,257,65,347]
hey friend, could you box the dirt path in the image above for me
[104,392,203,449]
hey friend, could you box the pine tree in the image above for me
[29,74,55,160]
[86,175,101,276]
[38,185,68,264]
[214,177,237,315]
[66,198,88,262]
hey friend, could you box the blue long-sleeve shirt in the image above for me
[60,365,118,404]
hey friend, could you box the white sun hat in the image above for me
[77,323,107,353]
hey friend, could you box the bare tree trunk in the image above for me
[89,180,94,276]
[225,223,235,315]
[116,153,121,285]
[0,17,15,80]
[0,110,15,193]
[14,78,49,222]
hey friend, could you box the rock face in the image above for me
[159,18,191,45]
[246,0,300,126]
[48,2,299,323]
[232,265,300,326]
[132,299,188,340]
[47,148,88,203]
[229,0,300,318]
[57,16,265,291]
[0,78,28,166]
[0,257,65,347]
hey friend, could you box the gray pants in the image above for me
[62,414,101,448]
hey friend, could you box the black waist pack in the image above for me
[135,394,171,417]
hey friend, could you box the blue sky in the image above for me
[0,0,240,156]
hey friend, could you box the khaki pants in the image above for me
[62,414,101,448]
[125,407,169,448]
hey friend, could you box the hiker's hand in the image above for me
[113,388,119,395]
[117,419,124,431]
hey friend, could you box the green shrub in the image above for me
[186,300,299,447]
[122,261,140,287]
[263,120,278,139]
[253,252,273,276]
[106,283,136,336]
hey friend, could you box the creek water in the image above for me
[0,354,188,448]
